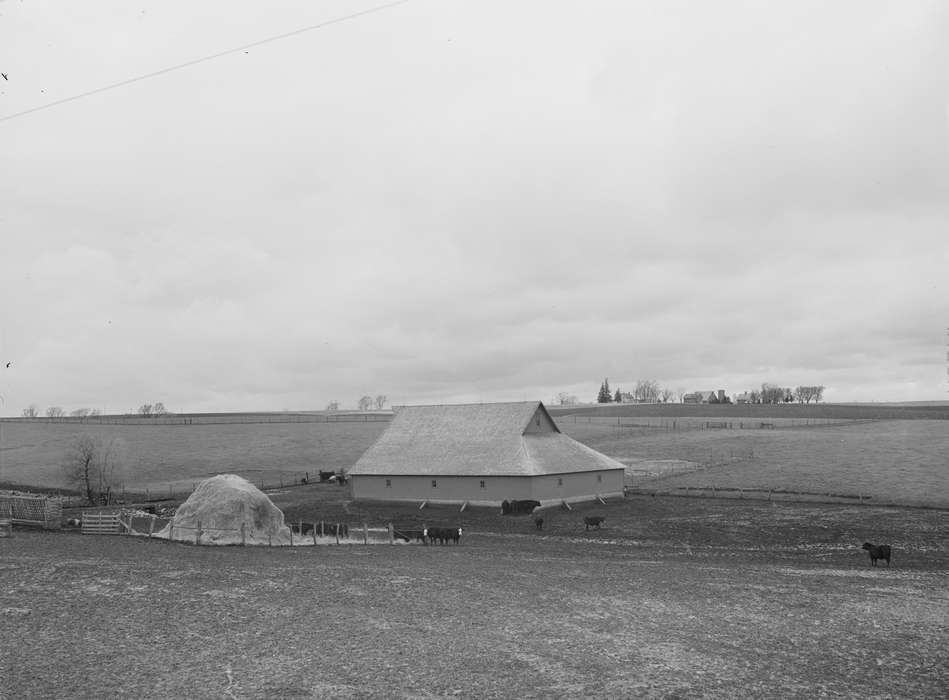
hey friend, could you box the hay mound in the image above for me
[156,474,291,545]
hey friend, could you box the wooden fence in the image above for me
[0,493,62,530]
[81,512,123,535]
[108,515,407,546]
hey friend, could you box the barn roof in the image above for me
[348,401,625,477]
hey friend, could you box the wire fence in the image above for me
[106,513,424,546]
[567,415,873,433]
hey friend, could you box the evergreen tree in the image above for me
[614,388,622,403]
[597,378,613,403]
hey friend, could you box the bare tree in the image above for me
[325,400,340,411]
[62,435,125,505]
[70,408,91,418]
[814,385,825,403]
[556,392,578,406]
[374,395,387,410]
[138,404,153,417]
[633,379,660,403]
[46,406,65,418]
[22,405,39,418]
[659,387,676,403]
[760,383,785,404]
[357,395,373,411]
[153,402,167,416]
[89,408,102,417]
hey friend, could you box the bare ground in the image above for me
[2,495,947,699]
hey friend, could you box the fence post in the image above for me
[768,490,773,502]
[146,488,149,502]
[241,522,246,546]
[388,522,394,544]
[148,515,155,538]
[363,523,368,545]
[320,521,325,537]
[269,533,272,547]
[312,526,317,545]
[289,526,293,546]
[195,520,202,545]
[335,526,340,545]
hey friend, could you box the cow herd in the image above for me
[393,527,463,545]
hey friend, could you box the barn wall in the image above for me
[350,475,535,504]
[529,469,625,503]
[350,470,625,505]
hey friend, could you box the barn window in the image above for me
[431,480,437,488]
[557,477,563,486]
[536,417,540,427]
[597,474,602,483]
[479,480,485,488]
[385,479,391,488]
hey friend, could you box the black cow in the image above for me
[501,500,511,515]
[318,470,335,482]
[509,499,541,515]
[862,542,892,567]
[426,526,462,544]
[534,516,544,530]
[584,516,605,530]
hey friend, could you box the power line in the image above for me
[0,0,411,124]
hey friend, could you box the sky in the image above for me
[1,0,948,414]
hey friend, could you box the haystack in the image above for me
[156,474,291,545]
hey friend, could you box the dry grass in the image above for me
[1,495,947,699]
[0,419,386,492]
[562,420,949,508]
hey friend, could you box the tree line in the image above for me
[21,402,171,418]
[325,395,388,412]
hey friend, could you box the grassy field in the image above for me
[548,402,949,420]
[560,420,949,508]
[0,419,387,492]
[2,494,947,699]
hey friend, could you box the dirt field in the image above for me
[2,495,947,699]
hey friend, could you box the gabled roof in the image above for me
[348,401,625,477]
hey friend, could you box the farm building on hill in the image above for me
[347,401,625,506]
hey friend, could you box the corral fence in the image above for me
[107,514,417,547]
[623,447,755,488]
[0,493,62,530]
[567,415,873,433]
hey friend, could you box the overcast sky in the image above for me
[1,0,947,414]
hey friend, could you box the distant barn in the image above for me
[347,401,625,506]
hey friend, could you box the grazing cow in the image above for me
[584,516,605,530]
[534,516,544,530]
[501,500,511,515]
[426,526,462,544]
[862,542,892,567]
[509,499,541,515]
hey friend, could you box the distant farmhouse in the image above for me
[683,390,727,404]
[347,401,625,506]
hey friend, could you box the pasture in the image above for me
[560,419,949,508]
[2,495,947,699]
[0,418,387,492]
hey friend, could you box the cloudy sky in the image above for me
[1,0,947,414]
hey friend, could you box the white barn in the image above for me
[347,401,626,506]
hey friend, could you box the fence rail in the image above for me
[0,493,62,530]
